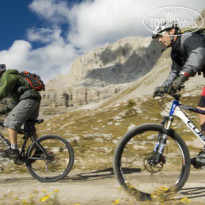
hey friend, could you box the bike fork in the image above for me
[151,116,173,165]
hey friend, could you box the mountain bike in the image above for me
[0,119,74,182]
[113,92,205,200]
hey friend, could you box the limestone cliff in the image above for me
[41,36,164,114]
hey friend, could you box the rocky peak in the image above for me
[46,36,163,89]
[41,36,164,115]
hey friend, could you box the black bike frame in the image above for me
[0,132,49,161]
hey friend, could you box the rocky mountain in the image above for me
[40,8,205,116]
[41,36,164,114]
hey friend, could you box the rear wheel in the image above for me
[26,135,74,182]
[113,124,190,199]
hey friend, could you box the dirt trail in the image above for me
[0,169,205,205]
[0,169,129,205]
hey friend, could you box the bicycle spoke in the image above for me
[114,124,190,197]
[26,135,74,182]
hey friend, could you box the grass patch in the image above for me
[0,94,202,174]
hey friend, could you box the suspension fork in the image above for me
[151,116,173,165]
[163,115,173,130]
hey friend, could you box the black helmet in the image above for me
[152,21,180,39]
[0,64,6,72]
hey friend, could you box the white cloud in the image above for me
[67,0,205,51]
[27,0,205,52]
[0,39,78,82]
[0,0,204,82]
[29,0,69,24]
[0,41,32,68]
[24,41,77,80]
[27,28,62,43]
[68,0,144,50]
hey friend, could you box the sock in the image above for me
[11,144,18,150]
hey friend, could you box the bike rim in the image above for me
[28,137,72,180]
[117,130,186,195]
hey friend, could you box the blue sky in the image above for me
[0,0,83,50]
[0,0,34,49]
[0,0,204,82]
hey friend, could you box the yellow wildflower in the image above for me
[180,197,191,203]
[113,198,120,204]
[158,186,168,191]
[40,195,49,202]
[22,200,28,205]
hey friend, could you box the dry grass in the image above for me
[0,95,201,174]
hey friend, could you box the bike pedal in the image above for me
[193,164,205,169]
[13,158,24,165]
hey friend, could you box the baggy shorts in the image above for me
[4,99,40,133]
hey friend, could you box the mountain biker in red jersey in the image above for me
[0,65,41,160]
[152,21,205,168]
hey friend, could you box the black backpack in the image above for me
[19,71,45,91]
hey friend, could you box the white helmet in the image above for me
[152,21,180,39]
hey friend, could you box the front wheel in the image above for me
[26,135,74,182]
[113,123,190,199]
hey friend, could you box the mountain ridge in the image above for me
[40,36,164,114]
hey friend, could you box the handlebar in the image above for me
[165,92,181,101]
[155,88,181,101]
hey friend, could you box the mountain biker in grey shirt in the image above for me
[152,21,205,168]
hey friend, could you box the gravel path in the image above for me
[0,169,205,204]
